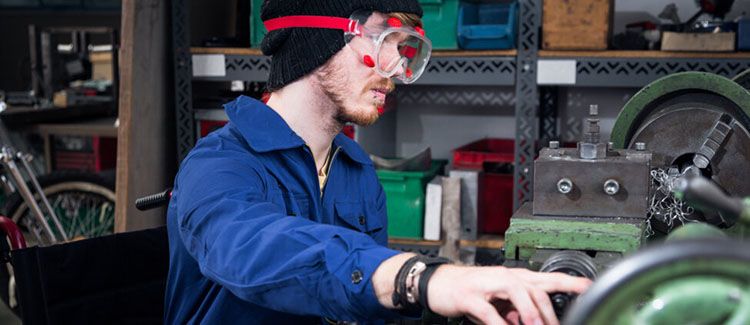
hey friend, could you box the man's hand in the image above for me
[426,265,591,325]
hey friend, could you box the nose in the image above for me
[390,58,406,78]
[379,45,405,78]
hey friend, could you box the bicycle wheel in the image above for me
[0,170,115,315]
[3,170,116,246]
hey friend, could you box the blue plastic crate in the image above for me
[740,19,750,51]
[457,1,517,50]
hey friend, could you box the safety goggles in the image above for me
[264,10,432,83]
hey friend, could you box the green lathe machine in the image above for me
[500,70,750,321]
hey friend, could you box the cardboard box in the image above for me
[542,0,614,50]
[89,52,113,81]
[661,31,736,52]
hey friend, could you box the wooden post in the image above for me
[116,0,173,232]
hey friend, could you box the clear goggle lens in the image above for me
[374,30,430,82]
[345,11,431,83]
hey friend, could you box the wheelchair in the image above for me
[0,215,168,324]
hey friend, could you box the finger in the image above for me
[501,286,541,325]
[528,286,558,325]
[466,299,507,325]
[530,272,593,294]
[503,309,521,325]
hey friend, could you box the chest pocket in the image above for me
[279,191,311,218]
[266,183,311,218]
[334,200,383,234]
[262,168,312,218]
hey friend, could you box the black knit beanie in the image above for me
[261,0,423,91]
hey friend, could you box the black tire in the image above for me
[0,170,116,316]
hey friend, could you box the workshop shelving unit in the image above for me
[171,0,750,252]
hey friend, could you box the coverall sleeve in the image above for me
[173,144,404,322]
[371,183,390,247]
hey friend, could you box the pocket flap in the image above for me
[334,201,383,233]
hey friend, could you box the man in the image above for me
[164,0,591,324]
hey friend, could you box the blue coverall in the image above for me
[164,95,407,323]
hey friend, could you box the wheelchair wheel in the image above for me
[0,170,115,315]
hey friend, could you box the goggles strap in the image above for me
[264,16,360,35]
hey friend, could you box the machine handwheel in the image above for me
[564,239,750,325]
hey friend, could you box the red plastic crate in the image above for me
[478,171,513,234]
[199,120,228,138]
[53,136,116,172]
[453,138,514,170]
[453,138,515,235]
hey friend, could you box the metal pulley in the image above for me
[539,250,598,318]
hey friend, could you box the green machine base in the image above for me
[504,204,646,271]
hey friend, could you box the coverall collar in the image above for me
[224,95,372,166]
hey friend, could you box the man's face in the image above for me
[314,21,398,126]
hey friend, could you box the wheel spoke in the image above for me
[14,187,115,245]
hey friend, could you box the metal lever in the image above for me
[675,176,748,225]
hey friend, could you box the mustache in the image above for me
[368,78,396,94]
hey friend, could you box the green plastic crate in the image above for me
[250,0,266,48]
[419,0,459,49]
[377,160,446,239]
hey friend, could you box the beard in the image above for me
[316,56,394,127]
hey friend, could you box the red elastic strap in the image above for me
[264,16,357,34]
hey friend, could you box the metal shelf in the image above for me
[388,238,442,257]
[190,47,517,86]
[538,50,750,88]
[418,55,516,86]
[395,85,516,107]
[191,48,269,82]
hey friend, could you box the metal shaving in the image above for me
[646,168,695,237]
